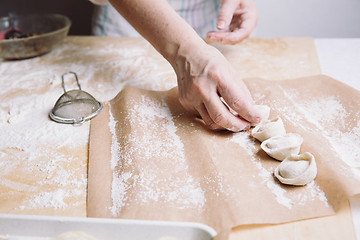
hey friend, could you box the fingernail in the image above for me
[230,124,249,132]
[229,127,240,133]
[243,124,251,131]
[217,21,225,30]
[254,116,261,123]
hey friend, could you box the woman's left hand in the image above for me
[206,0,258,44]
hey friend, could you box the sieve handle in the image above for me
[61,72,82,92]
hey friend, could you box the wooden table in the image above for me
[0,36,356,239]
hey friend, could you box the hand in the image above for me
[206,0,258,44]
[174,43,260,132]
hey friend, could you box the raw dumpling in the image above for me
[260,133,303,161]
[251,117,286,142]
[274,152,317,186]
[251,105,271,126]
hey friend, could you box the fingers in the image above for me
[229,9,258,36]
[207,0,258,44]
[190,94,251,132]
[217,0,239,30]
[195,104,224,131]
[219,80,261,124]
[178,77,259,132]
[207,29,251,44]
[178,73,259,132]
[181,93,250,132]
[181,91,251,132]
[207,12,257,44]
[204,93,251,131]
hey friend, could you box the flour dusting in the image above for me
[108,104,120,170]
[230,132,293,209]
[0,37,177,213]
[29,189,67,209]
[278,87,360,171]
[108,95,205,216]
[327,121,360,168]
[0,85,88,211]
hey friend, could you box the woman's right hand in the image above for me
[173,42,260,132]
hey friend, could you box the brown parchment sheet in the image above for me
[88,75,360,236]
[0,37,321,217]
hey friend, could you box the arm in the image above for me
[109,0,260,131]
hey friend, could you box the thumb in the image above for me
[217,0,238,30]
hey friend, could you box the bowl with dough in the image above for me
[0,13,71,60]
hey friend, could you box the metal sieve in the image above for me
[49,72,103,124]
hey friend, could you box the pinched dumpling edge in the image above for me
[260,133,303,161]
[274,152,317,186]
[251,117,286,142]
[251,105,271,127]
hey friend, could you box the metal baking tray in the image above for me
[0,214,217,240]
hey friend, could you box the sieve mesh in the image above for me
[49,72,103,124]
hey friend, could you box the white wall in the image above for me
[253,0,360,38]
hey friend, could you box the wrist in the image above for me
[163,33,206,69]
[173,40,225,77]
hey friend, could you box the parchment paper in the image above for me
[0,37,321,218]
[88,75,360,237]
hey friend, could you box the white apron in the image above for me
[90,0,219,37]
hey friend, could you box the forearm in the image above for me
[109,0,205,66]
